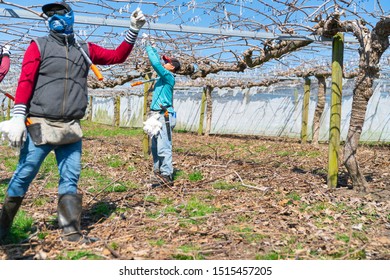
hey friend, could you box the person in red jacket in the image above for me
[0,1,145,244]
[0,45,11,83]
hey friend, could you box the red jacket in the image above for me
[15,40,134,105]
[0,55,10,83]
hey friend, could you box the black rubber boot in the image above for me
[0,196,24,244]
[57,193,86,243]
[152,173,174,188]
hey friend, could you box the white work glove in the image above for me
[129,8,146,32]
[140,34,156,47]
[0,115,26,147]
[143,114,162,137]
[2,45,11,56]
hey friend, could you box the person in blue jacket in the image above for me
[145,44,181,187]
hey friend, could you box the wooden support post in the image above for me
[328,33,344,188]
[294,88,299,108]
[142,73,153,158]
[86,95,93,121]
[6,98,11,120]
[301,77,311,143]
[197,86,207,136]
[114,95,120,127]
[204,85,213,136]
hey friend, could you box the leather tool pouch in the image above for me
[27,117,83,146]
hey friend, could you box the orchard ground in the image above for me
[0,121,389,260]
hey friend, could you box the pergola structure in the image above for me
[1,0,386,88]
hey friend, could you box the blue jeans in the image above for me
[151,112,176,177]
[7,133,82,197]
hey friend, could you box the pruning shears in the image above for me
[160,105,171,142]
[131,78,159,87]
[75,41,103,81]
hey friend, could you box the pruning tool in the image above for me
[131,78,159,87]
[160,105,171,142]
[1,90,32,126]
[75,41,103,81]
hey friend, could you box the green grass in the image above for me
[352,231,368,242]
[81,166,139,193]
[296,151,321,157]
[171,254,195,260]
[81,120,143,138]
[179,197,219,218]
[3,154,19,171]
[56,250,105,260]
[127,165,136,172]
[149,239,165,247]
[276,151,293,157]
[90,201,114,218]
[286,191,301,205]
[109,242,119,250]
[36,153,59,189]
[37,232,48,240]
[7,210,34,244]
[145,196,220,225]
[0,183,7,201]
[236,214,252,223]
[144,195,157,202]
[230,225,266,243]
[163,205,178,214]
[159,197,174,205]
[173,169,186,180]
[104,155,125,168]
[336,233,350,243]
[188,171,203,181]
[254,145,268,152]
[212,180,242,190]
[171,243,205,260]
[255,251,282,260]
[145,210,161,219]
[33,197,49,207]
[276,150,321,158]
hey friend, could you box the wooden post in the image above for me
[87,95,93,121]
[114,95,120,127]
[294,88,299,108]
[204,85,213,136]
[6,98,11,120]
[142,73,153,158]
[328,33,344,188]
[301,77,311,143]
[197,86,207,135]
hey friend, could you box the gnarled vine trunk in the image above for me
[343,76,371,192]
[312,76,326,145]
[342,18,390,192]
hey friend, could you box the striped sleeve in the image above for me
[125,29,139,44]
[13,104,27,117]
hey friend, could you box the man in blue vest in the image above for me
[0,1,145,244]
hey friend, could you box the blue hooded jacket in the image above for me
[146,45,175,113]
